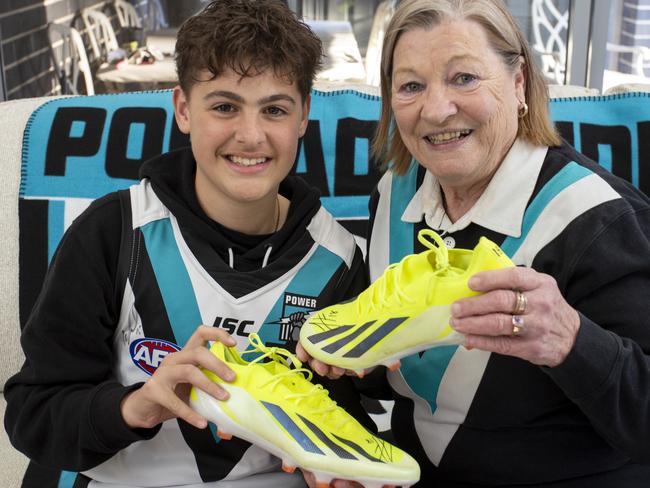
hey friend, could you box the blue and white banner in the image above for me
[18,89,650,323]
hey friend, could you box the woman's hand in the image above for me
[450,266,581,367]
[120,325,236,429]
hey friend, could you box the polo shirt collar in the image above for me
[401,138,548,237]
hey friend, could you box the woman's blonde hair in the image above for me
[373,0,561,174]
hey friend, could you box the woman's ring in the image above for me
[512,290,527,315]
[512,315,525,335]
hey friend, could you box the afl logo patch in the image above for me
[130,338,181,376]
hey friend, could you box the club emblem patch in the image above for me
[130,338,181,375]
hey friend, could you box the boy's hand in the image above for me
[120,325,236,430]
[295,342,364,379]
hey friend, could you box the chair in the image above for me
[47,23,94,95]
[84,5,176,92]
[114,0,141,29]
[531,0,569,85]
[145,0,169,31]
[364,0,397,86]
[114,0,146,48]
[81,8,120,62]
[606,42,650,77]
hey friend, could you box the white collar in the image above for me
[401,138,548,237]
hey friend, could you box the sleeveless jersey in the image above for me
[367,145,623,480]
[82,178,357,486]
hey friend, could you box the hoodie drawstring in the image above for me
[261,244,273,268]
[227,245,273,269]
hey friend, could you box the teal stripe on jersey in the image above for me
[389,163,458,413]
[140,219,203,348]
[389,161,419,265]
[57,470,77,488]
[501,162,593,257]
[395,162,595,414]
[141,218,222,444]
[400,346,459,413]
[254,245,346,350]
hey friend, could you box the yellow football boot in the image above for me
[190,334,420,488]
[299,229,514,375]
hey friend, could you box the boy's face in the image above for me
[173,68,310,214]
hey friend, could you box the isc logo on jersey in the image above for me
[130,338,181,375]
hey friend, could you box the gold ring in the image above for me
[512,315,524,335]
[512,290,527,315]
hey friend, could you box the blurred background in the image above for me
[0,0,648,101]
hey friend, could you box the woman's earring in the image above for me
[518,101,528,118]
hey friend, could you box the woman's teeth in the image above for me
[426,130,471,144]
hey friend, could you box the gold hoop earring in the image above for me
[518,101,528,118]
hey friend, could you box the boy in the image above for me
[4,1,369,486]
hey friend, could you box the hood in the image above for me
[139,147,322,272]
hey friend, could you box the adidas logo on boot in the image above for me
[299,229,513,375]
[190,334,420,487]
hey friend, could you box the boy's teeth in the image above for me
[230,155,267,166]
[427,130,470,144]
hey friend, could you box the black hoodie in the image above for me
[141,148,360,297]
[5,147,371,485]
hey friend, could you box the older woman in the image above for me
[301,0,650,486]
[368,0,650,486]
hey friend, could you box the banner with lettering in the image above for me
[18,89,650,323]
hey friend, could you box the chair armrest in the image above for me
[1,395,29,487]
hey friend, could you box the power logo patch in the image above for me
[130,337,181,375]
[267,292,320,346]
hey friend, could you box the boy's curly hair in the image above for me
[175,0,322,100]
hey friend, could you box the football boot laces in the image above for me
[242,334,350,429]
[355,229,460,317]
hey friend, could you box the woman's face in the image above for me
[391,20,525,190]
